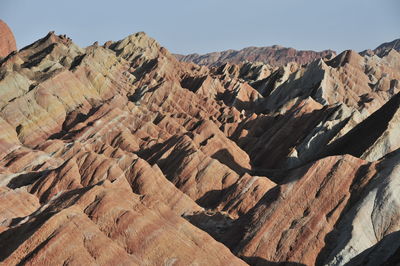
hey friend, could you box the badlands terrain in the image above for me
[0,19,400,265]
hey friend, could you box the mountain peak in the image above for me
[326,49,363,68]
[110,31,167,61]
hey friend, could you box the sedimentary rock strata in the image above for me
[0,22,399,265]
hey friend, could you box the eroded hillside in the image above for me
[0,21,400,265]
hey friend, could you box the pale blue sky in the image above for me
[1,0,399,54]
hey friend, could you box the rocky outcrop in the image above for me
[321,92,400,161]
[225,155,368,265]
[0,20,16,58]
[319,149,400,265]
[259,49,400,115]
[224,151,400,265]
[0,25,400,265]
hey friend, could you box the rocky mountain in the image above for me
[0,21,400,265]
[361,38,400,57]
[0,20,16,57]
[175,45,336,67]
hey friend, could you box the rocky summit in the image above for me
[0,21,399,266]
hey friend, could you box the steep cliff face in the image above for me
[0,22,400,265]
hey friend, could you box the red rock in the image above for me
[0,180,246,265]
[0,20,16,57]
[0,30,399,265]
[224,155,369,265]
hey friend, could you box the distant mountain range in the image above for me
[175,45,335,67]
[176,38,400,67]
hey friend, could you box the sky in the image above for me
[1,0,399,55]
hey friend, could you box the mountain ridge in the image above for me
[175,45,336,67]
[361,37,400,56]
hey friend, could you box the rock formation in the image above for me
[0,20,16,57]
[0,22,399,265]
